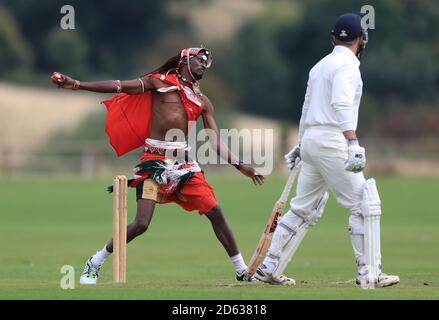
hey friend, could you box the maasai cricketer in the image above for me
[51,47,264,284]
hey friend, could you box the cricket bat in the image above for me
[244,159,302,277]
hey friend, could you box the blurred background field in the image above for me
[0,0,438,299]
[0,0,438,178]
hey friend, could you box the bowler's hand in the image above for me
[345,141,366,173]
[284,144,301,170]
[51,72,76,89]
[239,164,265,185]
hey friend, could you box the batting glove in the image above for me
[344,140,366,173]
[284,144,301,170]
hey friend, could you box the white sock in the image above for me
[90,245,111,267]
[230,253,247,274]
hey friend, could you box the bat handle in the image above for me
[279,159,302,202]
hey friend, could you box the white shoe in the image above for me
[376,273,400,287]
[79,257,100,285]
[254,264,296,285]
[357,272,400,288]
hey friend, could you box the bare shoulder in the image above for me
[201,94,214,113]
[140,74,171,90]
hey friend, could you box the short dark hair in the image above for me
[332,35,357,46]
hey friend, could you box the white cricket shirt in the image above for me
[298,45,363,137]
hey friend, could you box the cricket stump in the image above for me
[113,175,127,283]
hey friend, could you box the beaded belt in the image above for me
[144,146,166,155]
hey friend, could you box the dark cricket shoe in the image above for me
[79,257,100,285]
[236,270,259,282]
[254,264,296,285]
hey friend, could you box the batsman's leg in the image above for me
[271,191,329,278]
[357,179,399,288]
[348,211,367,277]
[314,142,372,287]
[256,161,328,285]
[321,157,400,289]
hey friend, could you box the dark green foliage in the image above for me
[222,0,439,123]
[1,0,437,126]
[1,0,187,78]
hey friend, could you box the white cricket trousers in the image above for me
[291,126,367,265]
[292,126,365,215]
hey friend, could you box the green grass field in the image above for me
[0,174,438,300]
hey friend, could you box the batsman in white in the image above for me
[255,13,400,288]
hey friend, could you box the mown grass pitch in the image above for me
[0,174,438,299]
